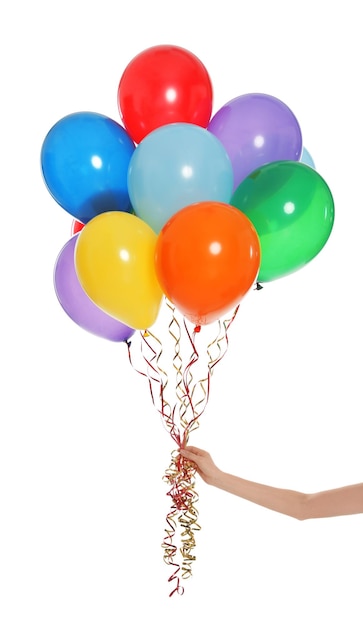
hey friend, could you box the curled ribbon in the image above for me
[126,298,239,595]
[162,451,200,595]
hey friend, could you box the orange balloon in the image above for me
[155,201,260,325]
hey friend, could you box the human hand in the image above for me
[179,446,221,486]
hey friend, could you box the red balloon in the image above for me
[117,45,213,144]
[71,219,84,235]
[155,201,261,326]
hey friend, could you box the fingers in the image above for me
[179,449,196,460]
[181,446,207,456]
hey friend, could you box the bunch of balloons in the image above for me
[41,44,335,596]
[41,44,334,341]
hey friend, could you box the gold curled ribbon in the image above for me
[162,451,201,595]
[126,299,240,595]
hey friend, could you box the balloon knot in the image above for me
[194,325,201,333]
[255,282,263,291]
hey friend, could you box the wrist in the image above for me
[207,468,225,488]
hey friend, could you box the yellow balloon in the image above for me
[75,211,163,329]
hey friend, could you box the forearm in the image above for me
[210,472,363,520]
[212,471,307,520]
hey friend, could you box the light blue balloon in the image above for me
[300,147,315,169]
[127,122,234,233]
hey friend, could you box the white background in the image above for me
[1,1,362,624]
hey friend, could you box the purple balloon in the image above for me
[208,93,303,190]
[54,234,135,342]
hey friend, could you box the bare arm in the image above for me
[180,446,363,521]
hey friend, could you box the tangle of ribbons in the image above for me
[127,298,239,596]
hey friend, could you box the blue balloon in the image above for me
[41,112,135,223]
[127,122,234,233]
[300,147,315,169]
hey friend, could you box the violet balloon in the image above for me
[54,235,135,342]
[208,93,303,190]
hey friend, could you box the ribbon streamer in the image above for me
[127,298,239,595]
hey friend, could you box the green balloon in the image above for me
[230,160,335,282]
